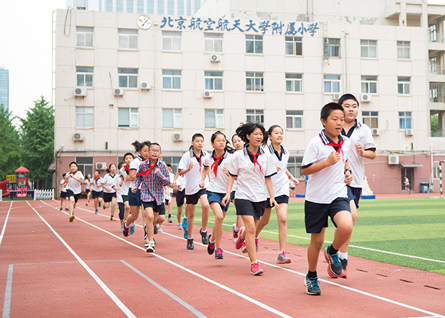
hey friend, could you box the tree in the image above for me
[0,105,21,181]
[19,96,54,181]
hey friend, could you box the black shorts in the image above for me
[85,189,90,194]
[176,189,186,207]
[128,188,141,207]
[304,197,351,234]
[92,190,103,199]
[66,189,80,203]
[60,191,67,199]
[103,192,116,203]
[186,188,207,205]
[234,199,266,221]
[118,202,125,220]
[165,198,170,205]
[347,186,362,209]
[265,195,289,209]
[122,195,129,202]
[230,191,235,202]
[142,201,164,213]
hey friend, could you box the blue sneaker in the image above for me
[99,202,101,207]
[129,223,135,236]
[304,275,321,296]
[182,217,187,230]
[95,210,98,214]
[183,228,188,239]
[324,245,343,276]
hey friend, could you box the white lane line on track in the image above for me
[43,201,443,318]
[0,201,13,247]
[2,264,13,318]
[26,201,136,318]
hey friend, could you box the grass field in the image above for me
[191,198,445,275]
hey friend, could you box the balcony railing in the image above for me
[429,83,445,102]
[428,31,445,43]
[431,130,445,137]
[429,64,445,75]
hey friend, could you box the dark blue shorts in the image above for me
[103,192,116,203]
[347,186,362,209]
[92,190,103,199]
[60,191,67,199]
[122,195,129,202]
[66,189,80,203]
[176,189,186,207]
[207,191,230,212]
[304,197,351,234]
[142,201,165,214]
[128,188,141,207]
[85,189,90,194]
[265,195,289,209]
[118,202,125,220]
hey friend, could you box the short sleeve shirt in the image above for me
[129,156,142,189]
[65,171,84,194]
[203,150,232,194]
[266,144,290,198]
[119,167,131,194]
[91,177,103,192]
[102,174,118,193]
[60,179,68,192]
[178,150,207,196]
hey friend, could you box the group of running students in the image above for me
[59,93,376,296]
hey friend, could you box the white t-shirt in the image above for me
[84,179,92,190]
[203,150,232,194]
[91,177,103,192]
[178,149,207,195]
[65,171,84,194]
[228,146,277,202]
[119,167,131,195]
[129,156,142,189]
[102,173,118,193]
[116,173,124,203]
[266,144,290,198]
[342,121,376,188]
[60,179,68,192]
[302,130,351,204]
[176,174,186,191]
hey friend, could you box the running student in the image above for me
[102,163,119,221]
[201,131,234,260]
[65,162,84,222]
[165,163,175,223]
[91,170,103,214]
[177,133,210,250]
[59,173,69,211]
[84,174,92,206]
[119,153,134,231]
[230,133,245,244]
[175,173,186,231]
[222,122,278,275]
[127,142,171,253]
[301,102,353,295]
[336,93,376,278]
[256,125,300,264]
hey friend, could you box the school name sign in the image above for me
[160,16,319,36]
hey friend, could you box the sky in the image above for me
[0,0,66,120]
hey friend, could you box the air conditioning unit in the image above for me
[72,132,84,141]
[76,6,86,10]
[114,88,124,96]
[141,82,152,90]
[96,162,107,170]
[405,129,414,136]
[172,133,183,142]
[203,90,213,98]
[361,93,372,103]
[74,87,87,97]
[210,54,221,62]
[332,93,341,101]
[371,128,380,135]
[388,154,399,165]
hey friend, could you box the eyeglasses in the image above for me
[150,149,160,153]
[214,139,226,143]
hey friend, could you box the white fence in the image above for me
[34,189,54,200]
[0,189,2,202]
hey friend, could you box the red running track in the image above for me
[0,199,444,317]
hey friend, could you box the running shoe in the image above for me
[215,248,223,259]
[129,223,135,236]
[200,228,209,245]
[95,210,98,214]
[146,243,155,253]
[154,224,158,235]
[231,224,239,243]
[242,242,248,254]
[277,251,291,264]
[255,237,259,252]
[99,202,101,207]
[157,225,163,233]
[168,216,172,223]
[110,216,115,221]
[250,261,263,276]
[235,227,245,250]
[304,275,321,296]
[187,238,194,250]
[183,227,188,239]
[123,222,130,237]
[337,259,348,278]
[69,214,75,222]
[177,223,183,230]
[144,235,149,247]
[86,202,88,206]
[324,245,343,276]
[182,217,187,230]
[207,234,215,255]
[120,224,124,233]
[59,207,62,211]
[65,207,69,211]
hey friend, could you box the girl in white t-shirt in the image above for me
[102,163,119,221]
[59,173,69,211]
[91,170,103,214]
[119,153,134,229]
[222,122,278,276]
[230,133,245,245]
[84,174,92,206]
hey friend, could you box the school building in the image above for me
[53,0,445,195]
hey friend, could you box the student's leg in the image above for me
[69,196,75,215]
[307,229,326,272]
[119,202,125,225]
[144,207,155,242]
[186,204,196,239]
[332,211,353,251]
[110,197,117,218]
[124,201,131,222]
[126,205,140,225]
[241,215,258,263]
[200,194,210,232]
[168,200,172,220]
[60,197,63,209]
[276,203,289,252]
[94,197,98,211]
[210,202,225,248]
[156,214,165,226]
[255,208,271,237]
[338,200,357,253]
[177,205,183,224]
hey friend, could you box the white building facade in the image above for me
[53,0,445,195]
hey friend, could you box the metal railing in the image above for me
[428,32,445,43]
[429,64,445,75]
[431,130,445,137]
[429,83,445,102]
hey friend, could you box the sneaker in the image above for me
[207,234,215,255]
[200,228,209,245]
[129,223,135,236]
[182,217,187,230]
[255,238,259,252]
[86,202,88,206]
[304,275,321,296]
[144,235,149,247]
[177,223,183,230]
[232,224,239,243]
[215,248,223,259]
[146,243,155,253]
[123,222,130,237]
[154,225,158,235]
[110,216,115,221]
[235,227,245,250]
[250,262,264,276]
[168,216,172,223]
[95,210,98,214]
[187,238,194,250]
[153,238,156,245]
[324,245,343,276]
[158,225,163,233]
[59,207,62,211]
[277,251,291,264]
[183,227,188,239]
[65,207,69,211]
[99,202,101,207]
[338,259,348,279]
[69,214,75,222]
[242,242,248,254]
[120,224,124,233]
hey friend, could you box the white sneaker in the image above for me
[177,223,183,230]
[157,225,163,232]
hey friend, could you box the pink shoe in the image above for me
[255,237,259,252]
[235,227,245,250]
[232,224,239,243]
[250,261,264,276]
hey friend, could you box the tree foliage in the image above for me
[19,96,54,180]
[0,105,21,181]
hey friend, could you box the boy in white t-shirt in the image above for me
[59,173,69,211]
[65,161,84,222]
[301,103,353,295]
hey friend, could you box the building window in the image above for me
[162,109,182,128]
[126,0,134,13]
[118,68,138,88]
[362,111,379,129]
[205,71,223,91]
[399,112,412,129]
[429,57,437,74]
[137,0,145,13]
[76,107,94,128]
[105,0,113,11]
[162,31,182,51]
[361,76,378,94]
[285,74,303,92]
[204,33,223,53]
[286,110,303,129]
[157,0,164,14]
[361,40,377,58]
[246,35,263,54]
[205,109,224,128]
[246,72,264,92]
[398,77,411,95]
[429,24,437,42]
[76,27,94,48]
[397,41,410,59]
[76,156,94,178]
[118,29,138,50]
[288,156,303,179]
[246,109,264,124]
[324,75,341,93]
[163,156,182,174]
[162,70,182,90]
[285,36,302,55]
[324,38,340,57]
[76,67,93,87]
[116,0,123,12]
[118,108,138,128]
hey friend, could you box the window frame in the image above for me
[398,77,411,95]
[118,29,139,50]
[205,109,224,129]
[362,111,379,129]
[360,40,377,58]
[323,75,341,93]
[398,111,412,130]
[204,33,223,53]
[246,109,264,124]
[324,38,340,58]
[118,68,138,88]
[397,41,410,60]
[286,110,304,129]
[76,67,94,87]
[361,76,378,94]
[162,109,182,129]
[246,72,264,92]
[118,108,138,128]
[162,70,182,90]
[245,35,263,54]
[162,31,182,52]
[285,36,303,56]
[285,73,303,93]
[76,26,94,48]
[76,156,94,178]
[204,71,223,91]
[288,156,303,179]
[75,107,94,128]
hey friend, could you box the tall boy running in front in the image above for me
[301,102,353,295]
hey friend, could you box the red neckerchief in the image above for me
[211,155,224,177]
[248,153,263,174]
[195,155,202,173]
[124,165,130,174]
[326,139,345,163]
[138,163,156,179]
[94,176,100,185]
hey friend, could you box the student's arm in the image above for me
[154,164,172,186]
[355,143,376,160]
[128,170,136,182]
[199,166,209,189]
[344,161,352,185]
[285,169,300,186]
[265,177,279,209]
[221,175,236,207]
[178,162,193,176]
[301,151,340,176]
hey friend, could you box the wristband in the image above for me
[344,169,352,175]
